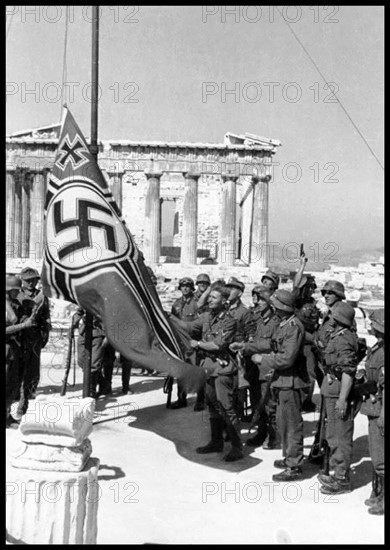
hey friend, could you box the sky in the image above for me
[6,5,384,256]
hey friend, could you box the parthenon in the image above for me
[6,126,281,269]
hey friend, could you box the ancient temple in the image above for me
[6,126,281,269]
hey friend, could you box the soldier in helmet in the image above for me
[6,275,37,426]
[230,286,281,449]
[248,289,310,481]
[261,270,280,295]
[15,267,51,418]
[317,302,359,495]
[194,273,211,315]
[357,309,384,515]
[170,276,199,409]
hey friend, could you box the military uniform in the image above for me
[320,326,359,488]
[242,310,281,448]
[73,307,115,397]
[16,286,51,416]
[359,338,384,513]
[261,313,309,471]
[171,295,199,322]
[183,309,242,460]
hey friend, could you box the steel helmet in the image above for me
[271,289,295,313]
[178,277,195,290]
[20,267,40,280]
[321,280,345,299]
[261,270,280,288]
[252,285,273,306]
[6,275,22,291]
[196,273,211,285]
[369,309,384,334]
[332,302,355,328]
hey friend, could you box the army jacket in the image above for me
[17,287,51,343]
[261,314,309,389]
[171,294,199,322]
[227,300,252,342]
[243,311,280,380]
[183,309,237,377]
[360,340,384,417]
[320,327,358,398]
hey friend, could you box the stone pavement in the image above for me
[6,357,384,545]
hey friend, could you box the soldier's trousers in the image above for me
[17,341,42,416]
[368,416,384,476]
[251,377,278,437]
[206,373,239,427]
[77,334,105,373]
[325,396,354,479]
[275,388,304,468]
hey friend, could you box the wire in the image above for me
[60,6,70,118]
[276,7,384,171]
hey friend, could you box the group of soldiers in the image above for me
[5,259,384,515]
[6,267,51,426]
[166,258,384,515]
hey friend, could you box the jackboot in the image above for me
[246,425,268,447]
[196,418,224,453]
[90,371,101,398]
[223,421,243,462]
[368,479,384,515]
[365,470,381,506]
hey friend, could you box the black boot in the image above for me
[194,386,205,411]
[262,424,281,450]
[196,418,224,453]
[365,470,381,506]
[90,371,100,398]
[368,478,384,515]
[224,421,243,462]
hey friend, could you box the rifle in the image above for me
[308,395,330,473]
[60,321,75,396]
[163,375,174,408]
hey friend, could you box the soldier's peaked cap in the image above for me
[225,277,245,292]
[20,267,40,280]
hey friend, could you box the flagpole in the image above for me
[83,5,100,399]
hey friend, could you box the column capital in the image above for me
[107,170,125,178]
[251,174,272,185]
[144,170,163,180]
[183,171,200,181]
[221,174,239,183]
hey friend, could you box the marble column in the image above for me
[13,171,23,258]
[181,172,200,265]
[143,171,162,264]
[108,171,124,211]
[29,169,47,260]
[251,175,271,269]
[6,168,16,258]
[218,175,238,267]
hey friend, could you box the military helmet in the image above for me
[6,275,22,291]
[332,302,355,328]
[369,309,384,334]
[178,276,195,290]
[225,277,245,292]
[271,289,295,313]
[252,285,273,305]
[196,273,211,285]
[321,280,345,299]
[261,270,280,288]
[20,267,40,280]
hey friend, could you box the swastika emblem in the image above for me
[55,135,89,170]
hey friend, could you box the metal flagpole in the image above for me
[83,5,100,398]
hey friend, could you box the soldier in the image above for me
[317,302,359,495]
[15,267,51,418]
[225,277,253,421]
[170,277,199,409]
[230,286,281,449]
[261,270,280,294]
[72,307,115,398]
[6,276,36,427]
[317,280,346,348]
[194,273,211,314]
[358,309,384,515]
[176,283,242,461]
[251,289,310,481]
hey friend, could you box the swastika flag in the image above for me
[41,107,205,391]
